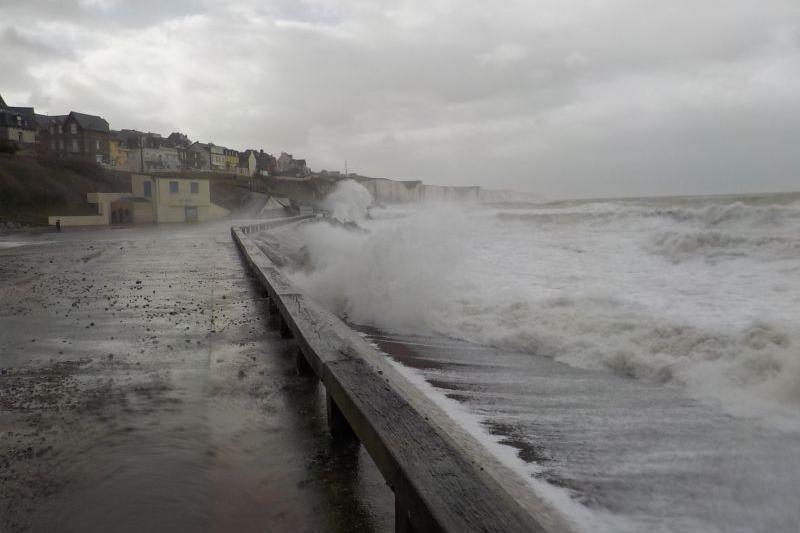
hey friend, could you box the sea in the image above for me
[258,186,800,532]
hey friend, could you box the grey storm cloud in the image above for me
[1,0,799,198]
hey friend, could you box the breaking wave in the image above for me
[322,179,373,222]
[448,296,800,414]
[644,201,800,227]
[283,193,800,423]
[648,231,800,262]
[497,198,800,230]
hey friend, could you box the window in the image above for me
[70,123,77,134]
[49,125,54,134]
[59,140,64,150]
[57,125,63,134]
[96,140,100,150]
[143,181,151,198]
[50,140,55,150]
[190,182,199,194]
[71,139,78,152]
[169,181,179,193]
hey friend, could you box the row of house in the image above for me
[0,93,311,178]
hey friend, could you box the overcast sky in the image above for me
[1,0,798,198]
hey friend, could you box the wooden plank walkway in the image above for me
[232,221,568,533]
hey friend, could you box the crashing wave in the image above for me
[496,200,800,231]
[643,201,800,228]
[282,191,800,422]
[285,213,800,417]
[322,179,373,222]
[648,230,800,262]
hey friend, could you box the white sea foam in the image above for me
[286,193,800,427]
[321,179,373,222]
[643,201,800,227]
[382,354,635,533]
[648,230,800,262]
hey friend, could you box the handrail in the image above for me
[232,219,572,533]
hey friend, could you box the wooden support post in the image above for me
[295,347,314,377]
[279,314,292,338]
[395,497,416,533]
[327,393,358,443]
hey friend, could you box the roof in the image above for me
[0,106,37,129]
[190,142,210,151]
[35,114,68,128]
[118,197,152,203]
[70,111,109,133]
[0,94,6,109]
[34,113,53,128]
[149,174,211,181]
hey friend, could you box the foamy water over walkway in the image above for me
[368,331,800,532]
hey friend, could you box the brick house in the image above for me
[41,111,111,163]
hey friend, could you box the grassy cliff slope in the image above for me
[0,155,258,227]
[0,154,131,226]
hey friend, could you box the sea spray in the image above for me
[285,194,800,423]
[290,205,470,331]
[322,179,373,222]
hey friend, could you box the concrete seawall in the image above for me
[232,219,572,533]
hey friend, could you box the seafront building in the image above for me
[48,173,229,227]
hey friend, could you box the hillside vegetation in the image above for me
[0,154,256,227]
[0,155,130,226]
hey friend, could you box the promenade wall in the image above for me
[231,218,571,533]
